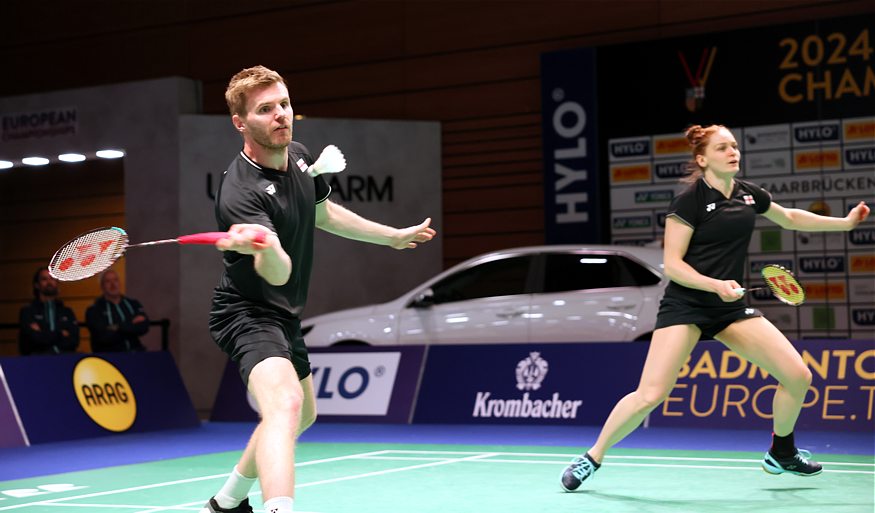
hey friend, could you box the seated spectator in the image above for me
[85,270,149,352]
[19,266,79,355]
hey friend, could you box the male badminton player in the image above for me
[202,66,436,513]
[560,124,870,491]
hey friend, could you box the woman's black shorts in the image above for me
[655,297,763,340]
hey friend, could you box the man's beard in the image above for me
[252,128,292,150]
[42,286,58,297]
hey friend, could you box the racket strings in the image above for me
[761,265,805,306]
[49,228,128,281]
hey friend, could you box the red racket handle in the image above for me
[176,232,267,245]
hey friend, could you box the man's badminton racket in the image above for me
[49,227,265,282]
[733,264,806,306]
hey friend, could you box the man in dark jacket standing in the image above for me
[85,269,149,352]
[19,266,79,355]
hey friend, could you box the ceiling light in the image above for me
[0,161,12,169]
[96,149,124,159]
[22,157,50,166]
[58,153,86,162]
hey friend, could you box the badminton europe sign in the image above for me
[649,339,875,432]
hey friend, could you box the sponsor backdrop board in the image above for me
[210,346,425,423]
[649,339,875,432]
[542,15,875,340]
[606,119,875,340]
[0,352,198,444]
[413,343,649,425]
[412,341,873,432]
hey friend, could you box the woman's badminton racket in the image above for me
[49,227,265,282]
[733,264,806,306]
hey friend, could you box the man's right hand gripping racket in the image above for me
[734,264,806,306]
[49,227,266,282]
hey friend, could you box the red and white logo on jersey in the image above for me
[743,195,755,205]
[295,158,309,173]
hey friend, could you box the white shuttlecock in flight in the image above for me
[308,145,347,177]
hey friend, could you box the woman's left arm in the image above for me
[763,200,870,232]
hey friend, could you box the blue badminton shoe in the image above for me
[560,452,601,491]
[762,449,823,476]
[203,497,253,513]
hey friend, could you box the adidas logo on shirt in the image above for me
[265,183,277,195]
[706,203,716,212]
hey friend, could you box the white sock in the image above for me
[263,496,294,513]
[214,466,257,509]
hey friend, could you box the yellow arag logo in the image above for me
[610,164,651,183]
[794,149,841,170]
[654,137,689,156]
[73,357,136,432]
[844,120,875,141]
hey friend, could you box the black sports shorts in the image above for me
[209,309,311,385]
[654,297,763,340]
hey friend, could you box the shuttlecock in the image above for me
[308,145,346,177]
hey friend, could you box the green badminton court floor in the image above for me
[0,442,872,513]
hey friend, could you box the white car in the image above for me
[302,245,667,347]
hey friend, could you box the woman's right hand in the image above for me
[713,279,744,302]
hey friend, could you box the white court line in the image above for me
[373,450,875,467]
[297,452,500,488]
[40,503,150,509]
[0,450,388,512]
[355,455,874,475]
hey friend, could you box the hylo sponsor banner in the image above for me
[210,346,424,423]
[540,48,600,243]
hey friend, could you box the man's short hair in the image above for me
[225,65,287,117]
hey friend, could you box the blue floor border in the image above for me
[0,422,871,481]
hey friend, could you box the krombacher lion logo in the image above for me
[72,357,136,432]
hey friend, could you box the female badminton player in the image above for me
[560,124,870,491]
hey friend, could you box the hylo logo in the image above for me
[610,140,649,158]
[794,124,838,143]
[72,357,136,432]
[549,89,591,224]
